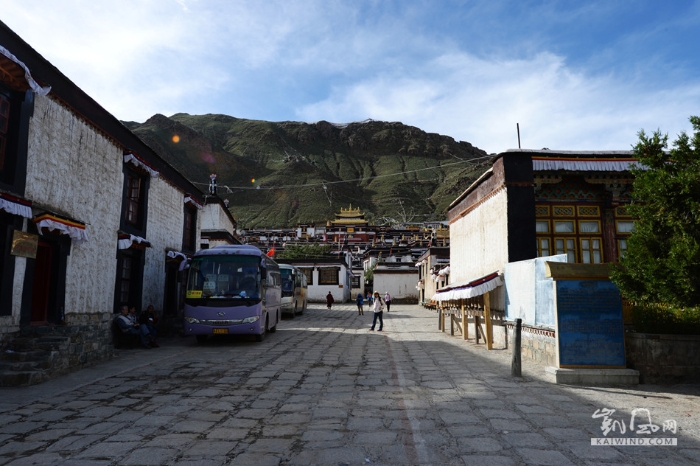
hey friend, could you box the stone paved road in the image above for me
[0,304,698,465]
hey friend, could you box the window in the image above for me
[125,174,141,225]
[183,205,197,252]
[536,202,604,263]
[121,167,149,234]
[579,221,600,233]
[554,221,575,233]
[555,238,576,263]
[319,267,339,285]
[0,85,23,188]
[0,95,9,172]
[580,238,603,264]
[119,255,132,304]
[618,239,628,258]
[616,221,634,234]
[299,268,313,285]
[537,237,550,257]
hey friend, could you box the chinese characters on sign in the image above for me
[591,408,678,446]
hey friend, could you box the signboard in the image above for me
[555,279,626,368]
[11,230,38,259]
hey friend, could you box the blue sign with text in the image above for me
[556,280,626,368]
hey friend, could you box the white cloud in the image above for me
[297,51,700,153]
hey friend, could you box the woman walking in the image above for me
[356,292,364,315]
[369,291,384,331]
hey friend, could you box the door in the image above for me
[30,241,52,324]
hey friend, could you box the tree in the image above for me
[611,116,700,307]
[277,244,331,259]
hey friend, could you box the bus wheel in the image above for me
[196,335,208,343]
[255,318,268,342]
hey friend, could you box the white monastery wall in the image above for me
[142,177,197,310]
[373,271,419,302]
[24,95,123,316]
[201,202,234,235]
[450,189,509,284]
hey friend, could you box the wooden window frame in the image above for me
[319,267,339,285]
[183,205,197,253]
[580,237,604,264]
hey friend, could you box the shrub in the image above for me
[631,304,700,335]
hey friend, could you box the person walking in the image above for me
[369,291,384,331]
[384,292,392,312]
[356,292,364,315]
[326,291,335,310]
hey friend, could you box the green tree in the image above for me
[277,244,331,259]
[611,116,700,307]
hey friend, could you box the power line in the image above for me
[191,155,492,191]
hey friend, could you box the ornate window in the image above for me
[319,267,339,285]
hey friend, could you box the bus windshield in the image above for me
[186,255,261,300]
[280,268,294,297]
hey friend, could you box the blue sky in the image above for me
[3,0,700,153]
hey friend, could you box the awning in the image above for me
[433,272,503,302]
[0,192,33,219]
[184,195,203,210]
[123,152,159,178]
[167,250,188,261]
[118,233,151,250]
[34,213,88,243]
[532,157,641,172]
[0,45,52,96]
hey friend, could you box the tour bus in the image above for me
[183,245,281,342]
[279,264,308,318]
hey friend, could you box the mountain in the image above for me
[126,114,491,228]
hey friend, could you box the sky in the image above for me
[3,0,700,154]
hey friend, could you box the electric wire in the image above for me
[192,155,493,191]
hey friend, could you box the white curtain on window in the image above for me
[555,221,575,233]
[579,221,600,233]
[617,221,635,233]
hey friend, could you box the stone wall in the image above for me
[142,177,195,311]
[505,322,557,367]
[26,95,124,317]
[625,333,700,384]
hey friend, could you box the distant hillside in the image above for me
[127,114,491,228]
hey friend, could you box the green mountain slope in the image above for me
[127,114,491,228]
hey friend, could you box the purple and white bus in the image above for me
[183,245,281,342]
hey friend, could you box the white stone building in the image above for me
[0,22,218,384]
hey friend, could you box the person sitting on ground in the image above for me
[116,305,158,348]
[139,304,159,339]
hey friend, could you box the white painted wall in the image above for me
[373,270,419,302]
[449,189,509,284]
[142,178,199,310]
[201,202,234,235]
[24,95,124,317]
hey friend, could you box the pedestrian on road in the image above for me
[326,291,335,310]
[356,292,364,315]
[369,291,384,331]
[384,292,392,312]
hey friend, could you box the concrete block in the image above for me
[545,367,639,386]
